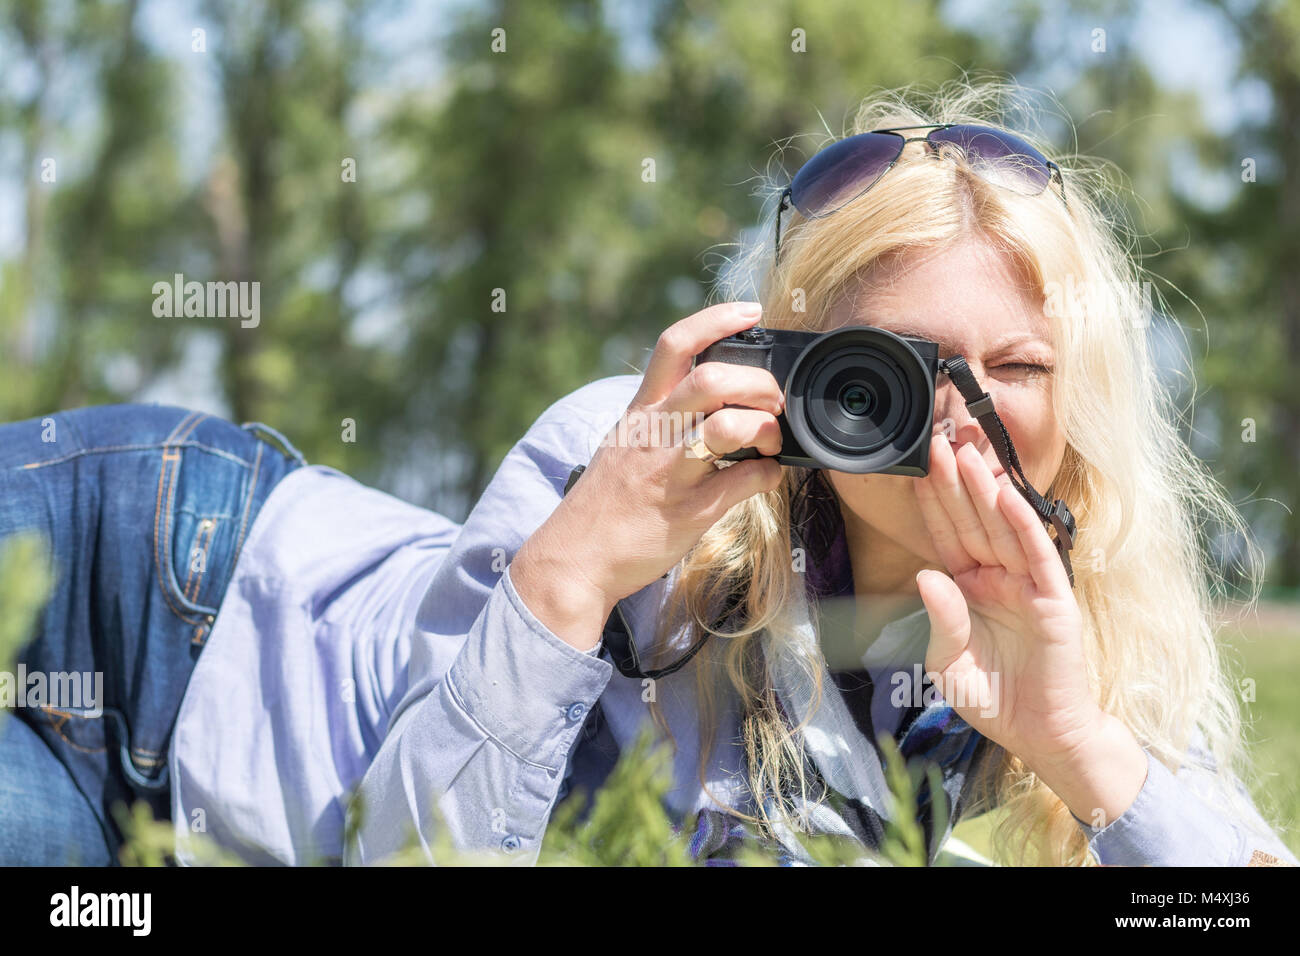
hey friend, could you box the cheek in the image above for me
[828,472,927,535]
[996,388,1066,488]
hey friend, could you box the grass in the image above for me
[115,722,947,867]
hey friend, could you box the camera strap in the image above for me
[560,360,1077,681]
[939,355,1076,586]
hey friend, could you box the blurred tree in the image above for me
[383,0,979,507]
[1176,0,1300,588]
[10,0,1288,564]
[0,0,191,416]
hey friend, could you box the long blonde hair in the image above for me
[642,75,1274,866]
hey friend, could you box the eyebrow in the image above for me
[874,324,1052,356]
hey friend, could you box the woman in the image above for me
[347,81,1298,868]
[1,80,1294,867]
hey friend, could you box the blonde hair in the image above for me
[640,74,1276,866]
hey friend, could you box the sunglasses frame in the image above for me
[774,123,1068,265]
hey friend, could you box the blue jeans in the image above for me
[0,405,305,865]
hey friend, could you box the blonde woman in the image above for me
[345,80,1298,869]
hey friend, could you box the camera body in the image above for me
[693,324,941,475]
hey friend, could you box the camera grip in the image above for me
[694,331,783,463]
[695,338,772,370]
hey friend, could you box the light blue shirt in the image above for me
[170,373,1298,866]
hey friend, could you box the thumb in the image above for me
[916,569,971,670]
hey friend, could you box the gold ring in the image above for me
[683,426,730,469]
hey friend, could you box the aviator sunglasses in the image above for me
[774,123,1068,264]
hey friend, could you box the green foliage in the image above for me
[114,720,963,867]
[876,730,949,867]
[0,532,55,728]
[8,0,1296,581]
[111,801,249,867]
[536,723,703,866]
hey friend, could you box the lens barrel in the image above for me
[784,326,934,473]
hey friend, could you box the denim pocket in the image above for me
[154,429,255,630]
[30,704,108,757]
[170,510,228,619]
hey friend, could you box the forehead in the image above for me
[828,240,1053,353]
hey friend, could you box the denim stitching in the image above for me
[152,414,209,626]
[182,518,217,602]
[35,706,107,755]
[152,449,201,626]
[231,441,264,566]
[19,440,253,472]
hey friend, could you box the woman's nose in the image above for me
[933,374,986,443]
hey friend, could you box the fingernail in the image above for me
[737,301,763,317]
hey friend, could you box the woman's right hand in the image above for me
[512,302,786,650]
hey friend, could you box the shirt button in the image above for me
[501,834,521,852]
[566,702,586,722]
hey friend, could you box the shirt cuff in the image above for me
[1069,748,1244,865]
[445,561,613,771]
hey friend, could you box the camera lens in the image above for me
[838,382,874,417]
[784,326,934,473]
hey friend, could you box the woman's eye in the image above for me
[996,363,1052,375]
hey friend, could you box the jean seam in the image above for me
[241,421,309,467]
[152,414,210,626]
[231,441,264,566]
[182,517,217,602]
[18,440,254,472]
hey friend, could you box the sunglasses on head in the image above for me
[774,123,1068,264]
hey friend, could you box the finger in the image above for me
[916,568,971,673]
[955,442,1030,575]
[688,407,783,462]
[928,438,998,567]
[998,483,1070,593]
[914,437,978,575]
[662,361,784,418]
[637,302,765,405]
[695,456,784,519]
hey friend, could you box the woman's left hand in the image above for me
[911,435,1101,768]
[911,436,1150,826]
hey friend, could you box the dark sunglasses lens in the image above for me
[928,125,1051,195]
[790,132,903,217]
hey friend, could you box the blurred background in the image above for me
[1,0,1297,854]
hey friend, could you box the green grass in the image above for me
[952,623,1300,863]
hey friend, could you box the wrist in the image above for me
[1023,712,1149,830]
[512,527,617,651]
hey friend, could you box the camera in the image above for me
[693,325,940,475]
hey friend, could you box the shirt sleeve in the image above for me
[1070,730,1299,867]
[343,376,639,866]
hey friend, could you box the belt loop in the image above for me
[240,421,308,467]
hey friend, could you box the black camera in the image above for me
[693,325,941,475]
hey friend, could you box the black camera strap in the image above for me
[939,356,1076,586]
[559,360,1077,681]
